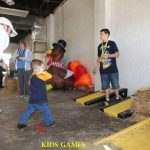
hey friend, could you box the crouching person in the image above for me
[18,59,54,128]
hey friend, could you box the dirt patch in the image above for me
[131,87,150,122]
[5,78,19,92]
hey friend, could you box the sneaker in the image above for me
[47,122,54,126]
[16,95,24,99]
[106,99,113,104]
[0,109,2,113]
[116,98,121,101]
[99,102,106,107]
[106,99,110,102]
[17,123,27,129]
[24,95,29,99]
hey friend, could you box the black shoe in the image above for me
[17,123,27,129]
[47,122,54,126]
[99,101,106,107]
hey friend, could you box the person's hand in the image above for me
[102,54,109,59]
[19,57,25,61]
[93,66,97,74]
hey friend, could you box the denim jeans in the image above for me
[101,72,120,90]
[19,103,53,125]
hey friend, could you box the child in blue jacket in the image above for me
[18,59,54,128]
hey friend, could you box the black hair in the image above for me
[100,28,110,36]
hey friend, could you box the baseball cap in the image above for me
[0,17,17,37]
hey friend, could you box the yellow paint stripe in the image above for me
[94,118,150,145]
[104,98,133,117]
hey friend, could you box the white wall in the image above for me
[47,14,55,49]
[54,0,95,81]
[48,0,150,94]
[111,0,150,94]
[94,0,105,90]
[54,0,110,91]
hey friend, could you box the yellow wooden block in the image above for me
[76,89,115,105]
[37,71,52,81]
[76,92,105,105]
[94,118,150,150]
[104,98,133,117]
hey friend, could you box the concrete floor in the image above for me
[0,88,134,150]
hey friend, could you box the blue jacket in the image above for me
[29,76,48,104]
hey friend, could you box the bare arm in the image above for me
[108,51,119,58]
[93,57,100,74]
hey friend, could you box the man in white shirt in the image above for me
[0,17,17,112]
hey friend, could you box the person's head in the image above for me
[0,17,17,53]
[18,40,26,50]
[31,59,45,75]
[0,17,17,37]
[100,28,110,42]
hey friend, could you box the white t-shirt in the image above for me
[0,24,9,58]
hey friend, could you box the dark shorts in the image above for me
[100,72,120,90]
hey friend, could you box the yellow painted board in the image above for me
[94,118,150,150]
[76,89,115,105]
[76,92,105,105]
[104,98,133,117]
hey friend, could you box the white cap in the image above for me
[0,17,17,37]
